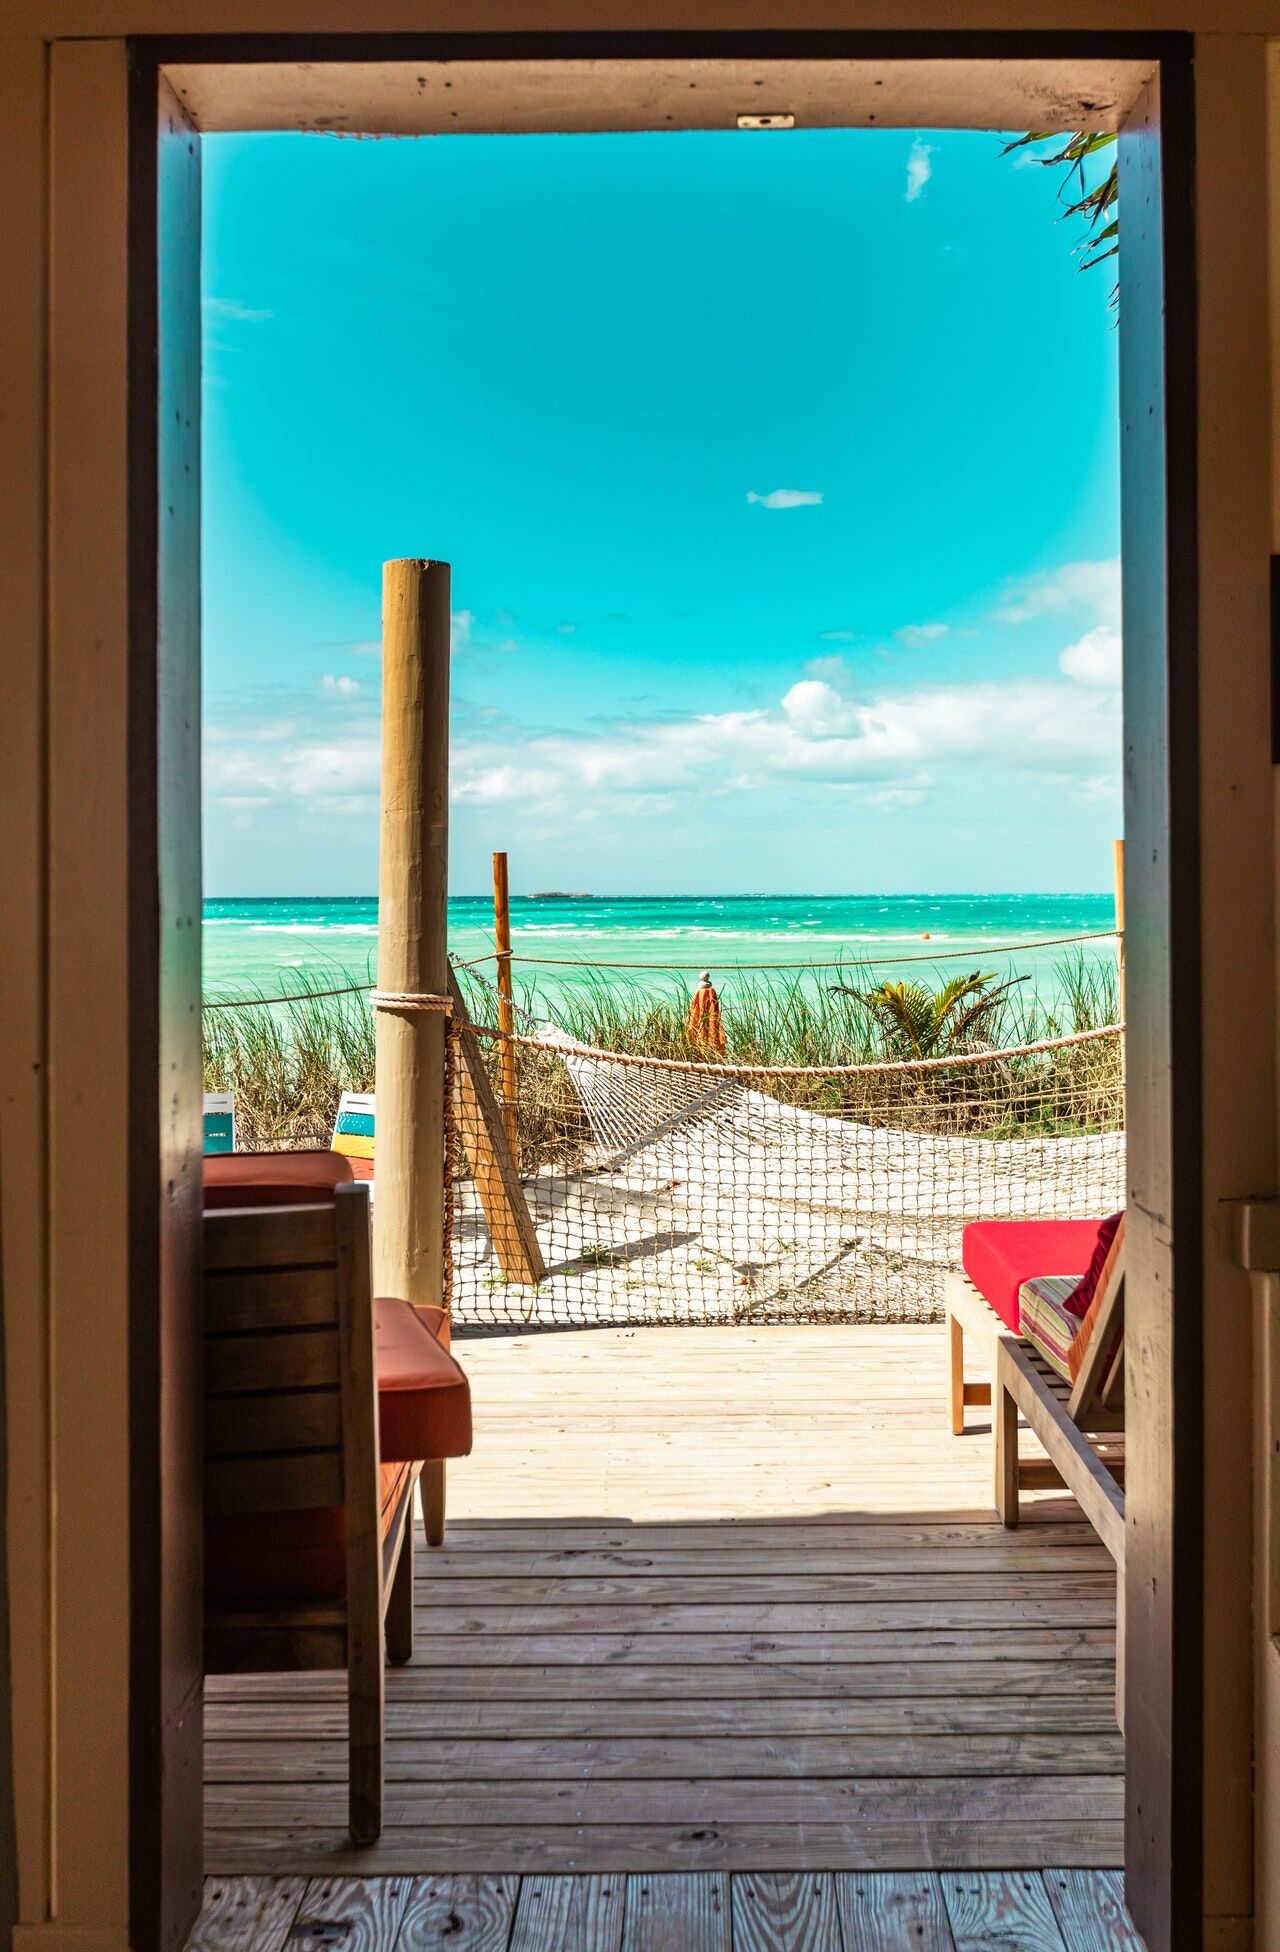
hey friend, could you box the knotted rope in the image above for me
[370,990,454,1013]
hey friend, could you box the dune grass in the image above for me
[204,953,1122,1160]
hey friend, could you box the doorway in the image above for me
[128,36,1201,1952]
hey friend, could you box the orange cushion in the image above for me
[205,1460,412,1604]
[204,1150,355,1206]
[374,1297,472,1461]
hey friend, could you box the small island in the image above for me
[529,891,593,900]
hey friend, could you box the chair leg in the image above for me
[948,1313,965,1435]
[347,1617,385,1844]
[995,1373,1020,1527]
[422,1459,446,1548]
[386,1513,415,1667]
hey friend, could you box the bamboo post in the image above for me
[493,850,520,1156]
[374,559,451,1321]
[1113,837,1127,1026]
[1113,837,1127,1104]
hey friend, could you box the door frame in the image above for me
[124,30,1203,1951]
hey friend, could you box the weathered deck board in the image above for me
[204,1325,1123,1879]
[837,1871,956,1952]
[731,1873,842,1952]
[941,1871,1068,1952]
[1042,1869,1146,1952]
[395,1873,519,1952]
[506,1876,625,1952]
[186,1877,307,1952]
[189,1873,1142,1950]
[201,1825,1129,1878]
[620,1873,729,1952]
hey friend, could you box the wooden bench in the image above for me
[944,1267,999,1436]
[202,1185,421,1843]
[993,1253,1126,1727]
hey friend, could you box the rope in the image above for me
[201,930,1119,1013]
[444,929,1118,972]
[204,979,375,1010]
[467,1018,1123,1079]
[450,951,503,971]
[371,990,453,1014]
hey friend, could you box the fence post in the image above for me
[493,849,520,1155]
[1113,837,1127,1026]
[374,559,451,1325]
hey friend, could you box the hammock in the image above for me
[448,1001,1125,1330]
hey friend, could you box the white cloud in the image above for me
[1059,625,1121,689]
[320,673,361,696]
[905,138,934,203]
[819,629,855,642]
[204,729,380,814]
[556,623,577,635]
[747,489,824,510]
[994,558,1121,630]
[780,679,854,738]
[895,623,949,647]
[447,668,1119,814]
[866,783,929,811]
[203,296,273,323]
[207,651,1121,831]
[1012,149,1046,171]
[451,609,474,647]
[805,654,850,682]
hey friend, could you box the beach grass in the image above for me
[204,953,1122,1160]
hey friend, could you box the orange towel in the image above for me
[686,973,727,1054]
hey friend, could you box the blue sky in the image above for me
[202,127,1120,897]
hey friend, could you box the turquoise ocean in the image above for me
[203,893,1119,1015]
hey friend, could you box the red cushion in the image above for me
[206,1460,412,1604]
[961,1219,1104,1332]
[1064,1210,1125,1319]
[204,1150,354,1206]
[374,1297,472,1462]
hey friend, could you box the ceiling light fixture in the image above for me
[736,112,795,130]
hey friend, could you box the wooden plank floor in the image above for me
[190,1870,1143,1952]
[204,1326,1124,1880]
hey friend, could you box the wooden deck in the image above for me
[203,1325,1124,1881]
[190,1870,1142,1952]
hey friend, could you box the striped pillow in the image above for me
[1067,1213,1125,1386]
[1018,1274,1082,1381]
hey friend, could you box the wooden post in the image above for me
[447,967,546,1286]
[493,849,520,1156]
[1113,836,1127,1025]
[374,559,451,1317]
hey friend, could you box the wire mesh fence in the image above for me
[202,939,1125,1329]
[448,1010,1124,1329]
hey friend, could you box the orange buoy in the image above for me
[686,971,727,1054]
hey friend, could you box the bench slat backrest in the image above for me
[202,1188,379,1526]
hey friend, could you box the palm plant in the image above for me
[831,969,1028,1061]
[1004,130,1118,282]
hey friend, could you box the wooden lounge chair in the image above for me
[202,1185,421,1843]
[204,1145,475,1550]
[994,1248,1126,1725]
[944,1217,1103,1435]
